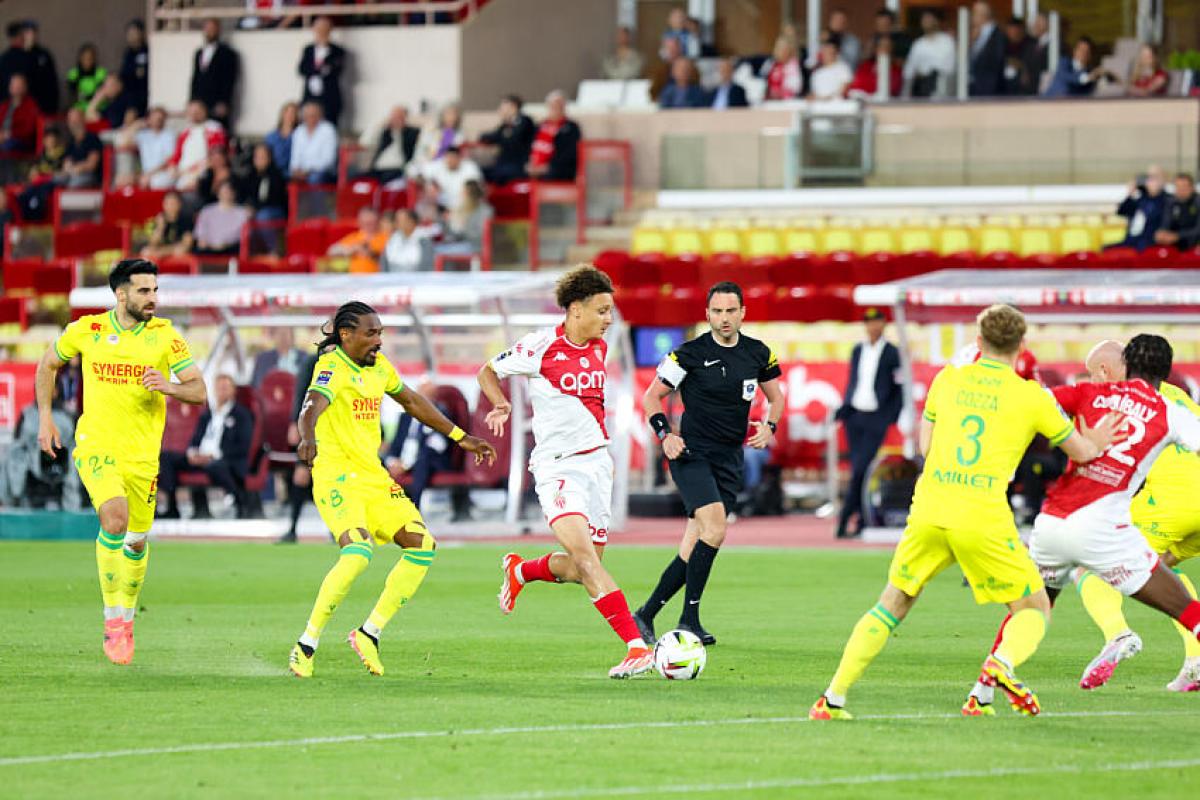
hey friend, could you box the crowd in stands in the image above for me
[612,1,1192,109]
[1112,165,1200,252]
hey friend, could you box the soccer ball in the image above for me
[653,629,706,680]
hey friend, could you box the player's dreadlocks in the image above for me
[1123,333,1173,387]
[316,301,377,353]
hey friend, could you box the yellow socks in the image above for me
[1173,570,1200,659]
[301,542,372,647]
[120,533,149,621]
[827,603,899,703]
[365,534,436,636]
[96,529,125,614]
[994,607,1047,669]
[1076,571,1130,642]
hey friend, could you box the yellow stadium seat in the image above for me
[1058,227,1097,253]
[666,228,705,256]
[631,228,668,255]
[859,229,897,254]
[899,228,935,253]
[783,228,820,254]
[821,227,857,253]
[1016,228,1054,256]
[706,228,743,255]
[978,226,1015,254]
[937,227,973,254]
[744,229,782,258]
[1100,224,1127,247]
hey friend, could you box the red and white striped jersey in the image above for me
[1042,379,1200,521]
[490,326,609,467]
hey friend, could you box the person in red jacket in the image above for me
[846,35,902,98]
[0,73,40,153]
[165,99,227,191]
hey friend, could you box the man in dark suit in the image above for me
[190,17,240,130]
[158,374,253,519]
[479,94,534,185]
[709,58,748,109]
[298,15,345,126]
[835,308,902,538]
[968,1,1007,97]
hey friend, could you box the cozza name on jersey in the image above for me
[559,370,606,395]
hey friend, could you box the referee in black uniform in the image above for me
[635,282,783,645]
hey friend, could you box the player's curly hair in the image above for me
[316,301,377,352]
[977,304,1026,356]
[555,264,613,310]
[1123,333,1173,385]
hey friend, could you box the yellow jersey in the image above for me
[54,310,196,464]
[910,357,1074,530]
[306,346,403,475]
[1137,382,1200,510]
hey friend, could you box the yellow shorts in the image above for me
[73,447,158,533]
[888,515,1044,605]
[1133,497,1200,562]
[313,465,426,546]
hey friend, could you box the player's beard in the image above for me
[127,300,154,323]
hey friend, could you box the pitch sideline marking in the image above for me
[0,709,1194,768]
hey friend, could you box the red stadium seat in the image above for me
[54,222,127,259]
[488,181,532,220]
[335,178,379,219]
[0,296,28,328]
[32,261,75,296]
[259,369,298,469]
[2,258,43,295]
[466,384,513,489]
[103,188,166,226]
[155,256,200,275]
[286,220,330,257]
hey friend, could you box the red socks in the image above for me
[1179,600,1200,638]
[990,613,1012,654]
[519,553,560,584]
[593,590,643,646]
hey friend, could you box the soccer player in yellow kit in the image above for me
[288,301,496,678]
[35,258,207,665]
[809,304,1119,720]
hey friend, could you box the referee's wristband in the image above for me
[448,426,466,442]
[649,413,671,441]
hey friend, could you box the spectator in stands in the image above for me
[410,103,463,178]
[875,8,911,60]
[158,374,252,520]
[0,23,24,104]
[289,100,338,184]
[0,73,40,154]
[424,145,483,211]
[167,99,227,192]
[412,180,446,234]
[764,35,804,100]
[602,26,644,80]
[61,108,102,188]
[85,74,134,130]
[252,327,305,388]
[526,90,580,182]
[193,180,250,256]
[1128,44,1168,97]
[265,101,299,174]
[385,378,456,508]
[363,104,420,184]
[381,208,433,272]
[659,57,706,108]
[196,149,234,207]
[809,38,853,100]
[968,1,1007,97]
[142,190,194,259]
[1155,173,1200,251]
[1113,165,1169,252]
[827,8,861,69]
[904,10,955,98]
[190,18,239,130]
[238,143,288,222]
[847,35,902,98]
[478,95,533,185]
[119,19,149,118]
[1044,37,1111,97]
[11,21,58,114]
[67,43,106,112]
[708,57,748,109]
[1024,12,1052,91]
[135,107,176,189]
[661,6,697,60]
[441,179,493,255]
[1002,17,1036,95]
[15,125,64,220]
[648,36,681,101]
[329,206,388,273]
[298,15,345,125]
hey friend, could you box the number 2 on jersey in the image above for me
[956,415,985,466]
[1104,414,1144,466]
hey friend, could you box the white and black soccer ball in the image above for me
[653,629,706,680]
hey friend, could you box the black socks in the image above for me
[680,540,719,626]
[639,556,687,620]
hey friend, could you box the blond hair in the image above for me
[977,304,1026,356]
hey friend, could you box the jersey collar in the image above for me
[109,309,146,336]
[556,324,592,349]
[334,346,362,372]
[976,357,1007,370]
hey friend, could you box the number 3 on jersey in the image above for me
[956,415,985,466]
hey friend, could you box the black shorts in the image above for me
[668,444,744,517]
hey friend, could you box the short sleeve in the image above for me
[758,344,782,383]
[166,328,196,374]
[1051,384,1083,417]
[54,318,87,362]
[1167,401,1200,453]
[1032,386,1075,446]
[307,357,341,403]
[922,367,949,423]
[382,358,403,395]
[490,330,548,378]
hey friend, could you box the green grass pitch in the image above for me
[2,540,1199,798]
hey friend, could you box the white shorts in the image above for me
[532,448,613,545]
[1029,512,1161,596]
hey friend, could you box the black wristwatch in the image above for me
[766,421,777,434]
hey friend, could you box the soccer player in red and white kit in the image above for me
[478,265,653,678]
[968,334,1200,714]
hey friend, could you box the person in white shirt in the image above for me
[381,209,433,272]
[809,39,854,100]
[422,146,483,212]
[135,107,177,188]
[904,10,957,98]
[289,100,338,184]
[164,100,227,192]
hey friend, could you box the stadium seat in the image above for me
[466,385,512,489]
[665,228,704,257]
[820,227,857,254]
[859,228,897,255]
[898,227,935,253]
[1100,223,1127,248]
[977,227,1015,255]
[1016,228,1054,257]
[32,261,74,296]
[705,227,742,255]
[102,188,166,227]
[630,227,668,256]
[1,259,42,295]
[0,296,27,329]
[54,223,126,259]
[744,229,782,259]
[259,369,298,469]
[783,228,820,255]
[335,179,379,219]
[1058,227,1096,253]
[937,227,973,255]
